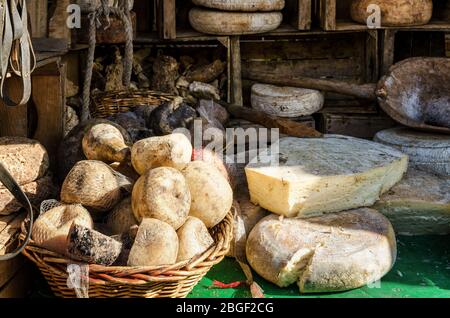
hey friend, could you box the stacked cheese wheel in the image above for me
[189,0,285,35]
[0,137,57,216]
[32,121,233,267]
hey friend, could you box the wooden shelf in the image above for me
[334,19,450,32]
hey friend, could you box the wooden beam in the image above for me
[27,0,48,37]
[381,29,397,75]
[319,0,336,31]
[156,0,176,39]
[230,36,243,106]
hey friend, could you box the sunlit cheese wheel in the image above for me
[350,0,433,27]
[176,216,214,262]
[245,135,408,217]
[32,204,93,255]
[127,218,179,266]
[189,8,283,35]
[61,160,125,212]
[192,0,285,11]
[374,169,450,236]
[0,176,57,216]
[82,123,131,164]
[374,127,450,177]
[251,84,324,118]
[246,208,396,293]
[106,197,138,235]
[131,133,193,175]
[132,167,190,230]
[0,137,49,188]
[181,161,233,228]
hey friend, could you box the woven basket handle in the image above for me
[0,162,33,261]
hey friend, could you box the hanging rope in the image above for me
[80,0,134,122]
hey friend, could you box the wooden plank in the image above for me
[0,263,33,298]
[32,62,66,163]
[446,34,450,57]
[365,30,379,82]
[285,0,312,30]
[0,213,26,254]
[27,0,48,37]
[156,0,176,39]
[230,36,243,106]
[32,38,69,53]
[381,29,397,75]
[48,0,71,46]
[0,76,28,137]
[318,0,336,31]
[0,255,25,289]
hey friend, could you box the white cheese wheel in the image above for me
[189,8,283,35]
[374,169,450,236]
[82,123,131,164]
[374,127,450,177]
[106,197,138,235]
[176,216,214,262]
[245,135,408,217]
[251,84,324,118]
[192,0,285,11]
[0,137,49,188]
[246,208,396,293]
[128,218,179,267]
[0,176,57,216]
[351,0,433,27]
[132,167,191,230]
[32,204,93,255]
[182,161,233,228]
[131,133,193,175]
[61,160,125,212]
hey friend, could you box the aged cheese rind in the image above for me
[374,127,450,177]
[374,169,450,236]
[251,84,324,118]
[189,8,283,35]
[245,135,408,217]
[192,0,285,12]
[0,137,49,188]
[246,208,396,293]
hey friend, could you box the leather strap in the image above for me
[0,0,35,107]
[0,162,33,261]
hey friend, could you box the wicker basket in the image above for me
[90,89,180,118]
[21,211,232,298]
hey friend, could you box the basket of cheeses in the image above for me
[20,113,234,298]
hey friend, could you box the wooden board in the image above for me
[446,34,450,57]
[0,263,33,298]
[48,0,71,46]
[27,0,48,37]
[285,0,312,30]
[156,0,176,39]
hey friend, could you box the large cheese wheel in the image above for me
[374,127,450,177]
[245,135,408,217]
[132,167,191,230]
[32,204,93,256]
[0,137,49,188]
[61,160,125,212]
[251,84,324,118]
[181,161,233,228]
[189,8,283,35]
[176,216,214,262]
[131,134,193,175]
[82,123,131,164]
[374,169,450,236]
[0,176,58,216]
[246,209,396,293]
[350,0,433,27]
[128,218,179,267]
[192,0,285,12]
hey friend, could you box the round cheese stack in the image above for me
[0,137,49,188]
[350,0,433,27]
[374,127,450,177]
[245,135,408,218]
[374,169,450,236]
[192,0,285,11]
[251,84,324,118]
[32,204,93,256]
[189,8,283,35]
[246,208,397,293]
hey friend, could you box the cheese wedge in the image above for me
[246,208,396,293]
[374,169,450,236]
[245,135,408,217]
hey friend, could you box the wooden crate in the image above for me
[317,0,450,31]
[0,213,34,298]
[240,31,379,109]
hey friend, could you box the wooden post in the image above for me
[230,36,243,106]
[381,29,397,75]
[318,0,336,31]
[365,30,379,82]
[0,76,29,137]
[156,0,176,39]
[298,0,312,30]
[27,0,48,37]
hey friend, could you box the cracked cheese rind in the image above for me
[246,208,396,293]
[374,169,450,236]
[245,135,408,217]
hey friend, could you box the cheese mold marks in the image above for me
[245,135,408,217]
